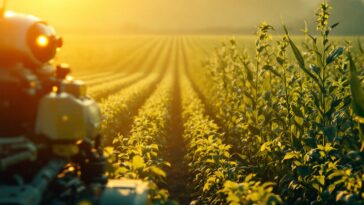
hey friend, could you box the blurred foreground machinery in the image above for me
[0,5,149,205]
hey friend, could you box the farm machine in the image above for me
[0,2,149,205]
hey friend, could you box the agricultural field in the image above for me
[55,4,364,205]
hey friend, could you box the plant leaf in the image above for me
[326,47,344,65]
[263,65,281,78]
[358,38,364,54]
[349,54,364,118]
[132,155,145,170]
[331,22,340,29]
[283,152,300,160]
[150,166,167,178]
[286,35,321,86]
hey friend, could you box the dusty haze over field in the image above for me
[7,0,364,34]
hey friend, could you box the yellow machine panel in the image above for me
[36,92,101,144]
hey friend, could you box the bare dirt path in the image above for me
[163,38,191,205]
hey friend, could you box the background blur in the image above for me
[7,0,364,35]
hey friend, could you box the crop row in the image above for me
[97,37,173,145]
[109,39,178,203]
[75,38,158,82]
[74,39,149,80]
[88,40,168,101]
[89,72,145,100]
[62,36,157,76]
[98,73,159,145]
[104,40,175,204]
[180,74,281,205]
[112,74,174,204]
[84,39,162,86]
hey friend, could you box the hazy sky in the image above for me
[5,0,364,34]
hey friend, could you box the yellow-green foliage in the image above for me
[99,74,158,144]
[112,75,174,204]
[55,2,364,204]
[180,74,282,204]
[195,1,364,204]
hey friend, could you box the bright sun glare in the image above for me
[36,35,49,47]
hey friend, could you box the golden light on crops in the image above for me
[0,0,363,204]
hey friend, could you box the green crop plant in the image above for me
[284,1,348,147]
[204,23,277,158]
[180,74,281,205]
[111,75,174,204]
[98,74,158,145]
[198,0,364,204]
